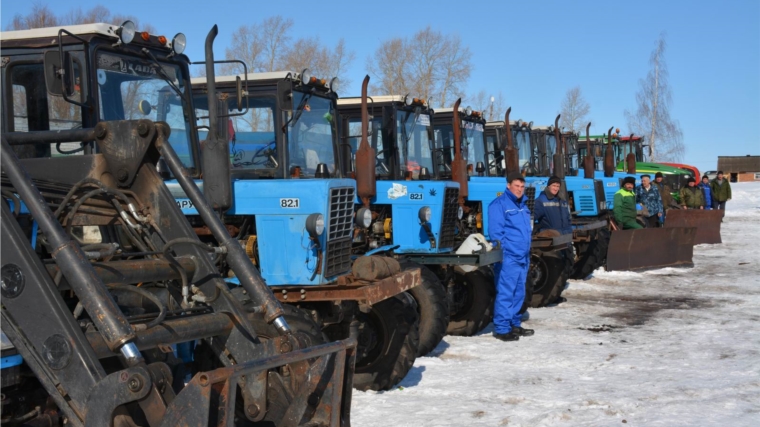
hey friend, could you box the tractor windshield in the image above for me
[397,110,434,179]
[287,91,337,177]
[346,116,390,178]
[96,52,193,167]
[462,120,485,174]
[515,130,532,171]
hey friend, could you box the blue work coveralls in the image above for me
[487,189,532,334]
[533,190,573,235]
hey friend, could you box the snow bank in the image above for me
[351,182,760,426]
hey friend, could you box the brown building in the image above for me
[717,155,760,182]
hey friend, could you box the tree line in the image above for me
[7,4,684,161]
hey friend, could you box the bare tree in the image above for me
[559,86,590,133]
[469,90,506,121]
[366,38,410,96]
[367,27,472,107]
[625,33,684,162]
[6,2,57,30]
[280,36,355,89]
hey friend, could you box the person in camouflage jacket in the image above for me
[679,178,705,209]
[635,174,663,228]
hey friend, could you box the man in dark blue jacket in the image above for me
[533,176,572,235]
[488,172,535,342]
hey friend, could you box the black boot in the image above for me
[493,330,520,342]
[513,326,535,337]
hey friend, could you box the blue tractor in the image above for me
[336,79,502,352]
[165,70,423,391]
[1,22,356,425]
[430,106,573,307]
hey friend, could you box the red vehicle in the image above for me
[662,163,700,179]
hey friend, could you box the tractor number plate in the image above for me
[176,199,194,209]
[409,193,423,200]
[280,198,300,208]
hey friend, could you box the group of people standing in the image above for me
[486,170,733,343]
[613,171,732,229]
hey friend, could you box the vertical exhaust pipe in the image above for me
[201,25,232,211]
[583,122,594,179]
[603,126,615,177]
[503,107,519,176]
[451,98,468,204]
[553,114,565,179]
[355,75,376,207]
[626,133,637,174]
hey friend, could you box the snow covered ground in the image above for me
[352,182,760,426]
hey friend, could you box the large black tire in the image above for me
[401,262,449,356]
[445,267,495,336]
[570,228,611,280]
[519,269,534,315]
[527,250,571,308]
[353,293,420,391]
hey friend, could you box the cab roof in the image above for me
[337,95,406,106]
[191,72,297,86]
[1,23,121,41]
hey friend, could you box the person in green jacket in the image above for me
[613,176,641,229]
[710,170,732,212]
[680,177,705,209]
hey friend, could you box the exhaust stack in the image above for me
[603,126,615,177]
[626,133,637,174]
[355,75,376,207]
[503,107,520,176]
[201,25,232,211]
[583,122,594,179]
[451,98,468,204]
[553,114,565,179]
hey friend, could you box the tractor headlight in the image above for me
[117,20,136,45]
[171,33,186,55]
[457,206,464,220]
[301,68,311,85]
[356,208,372,228]
[306,213,324,238]
[403,94,412,106]
[418,206,432,223]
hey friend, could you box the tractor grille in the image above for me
[525,187,537,212]
[438,187,460,249]
[594,180,607,213]
[325,239,352,277]
[325,186,355,277]
[327,187,354,241]
[578,195,594,212]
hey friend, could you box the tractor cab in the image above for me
[484,119,538,177]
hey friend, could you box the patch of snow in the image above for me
[351,182,760,426]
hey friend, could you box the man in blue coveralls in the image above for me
[488,172,534,341]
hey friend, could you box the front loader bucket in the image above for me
[665,209,723,244]
[606,227,696,272]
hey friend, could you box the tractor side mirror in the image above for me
[235,76,243,112]
[44,50,68,96]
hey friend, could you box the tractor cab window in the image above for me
[346,116,389,177]
[286,92,337,177]
[433,123,454,177]
[545,134,557,174]
[485,133,503,176]
[9,62,84,158]
[461,120,485,176]
[97,52,194,168]
[514,130,533,173]
[397,110,433,179]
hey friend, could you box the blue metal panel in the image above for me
[360,181,459,253]
[1,354,23,369]
[575,170,642,210]
[468,176,512,240]
[168,178,356,286]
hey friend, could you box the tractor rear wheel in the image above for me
[353,293,420,391]
[401,262,449,357]
[528,249,571,308]
[570,228,610,280]
[445,267,495,337]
